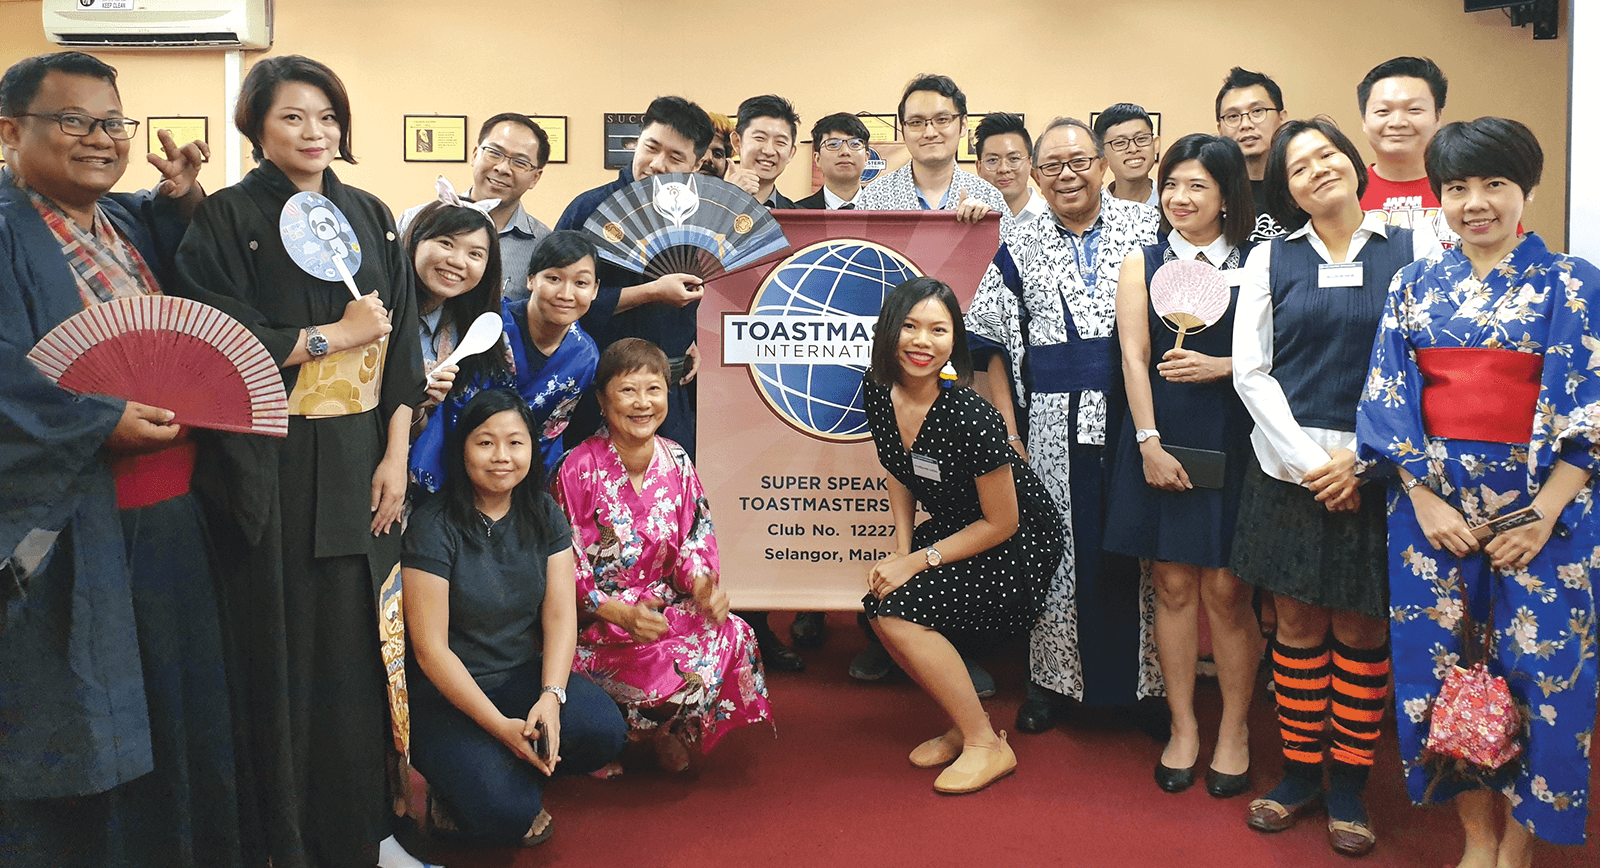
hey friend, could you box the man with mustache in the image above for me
[1215,67,1288,242]
[796,113,871,210]
[1357,56,1455,249]
[966,117,1162,736]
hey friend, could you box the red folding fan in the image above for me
[27,295,289,437]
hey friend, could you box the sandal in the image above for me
[521,809,553,846]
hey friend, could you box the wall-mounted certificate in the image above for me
[146,116,209,160]
[856,113,898,144]
[403,115,468,162]
[603,112,645,170]
[527,115,568,164]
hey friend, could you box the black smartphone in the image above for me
[532,724,550,761]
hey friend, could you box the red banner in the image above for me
[699,210,999,610]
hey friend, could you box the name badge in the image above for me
[1318,261,1365,288]
[1222,268,1245,287]
[911,453,942,482]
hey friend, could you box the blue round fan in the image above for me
[280,191,363,297]
[583,173,789,280]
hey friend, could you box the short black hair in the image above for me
[405,200,508,397]
[477,112,550,168]
[1425,117,1542,199]
[235,55,356,163]
[441,388,551,540]
[1032,117,1101,160]
[525,228,597,279]
[1093,103,1153,139]
[1,51,118,117]
[1156,134,1255,248]
[868,277,973,389]
[897,73,967,122]
[736,94,799,140]
[973,112,1030,161]
[1263,116,1369,232]
[1214,67,1283,121]
[1357,56,1447,115]
[642,95,715,159]
[810,112,870,147]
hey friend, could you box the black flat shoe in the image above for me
[757,635,806,672]
[1016,697,1058,734]
[789,611,826,648]
[1206,765,1251,798]
[1154,761,1197,793]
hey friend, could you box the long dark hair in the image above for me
[868,277,973,388]
[406,200,510,396]
[442,388,549,542]
[1156,134,1254,247]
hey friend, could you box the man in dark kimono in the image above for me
[0,51,231,868]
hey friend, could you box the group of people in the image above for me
[0,43,1595,868]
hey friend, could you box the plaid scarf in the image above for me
[27,188,162,309]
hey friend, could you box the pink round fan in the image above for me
[1148,259,1231,350]
[27,295,289,437]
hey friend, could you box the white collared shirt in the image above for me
[822,185,862,209]
[1166,229,1234,266]
[1232,211,1442,485]
[1009,188,1051,227]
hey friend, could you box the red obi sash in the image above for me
[1416,348,1542,444]
[111,438,196,510]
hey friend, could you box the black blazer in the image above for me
[795,189,827,210]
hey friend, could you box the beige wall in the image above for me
[0,0,1573,242]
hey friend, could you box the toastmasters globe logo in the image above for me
[722,240,921,442]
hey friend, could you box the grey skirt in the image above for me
[1229,458,1389,619]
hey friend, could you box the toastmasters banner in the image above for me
[700,210,999,610]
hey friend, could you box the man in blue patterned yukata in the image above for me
[858,74,1006,230]
[966,117,1164,736]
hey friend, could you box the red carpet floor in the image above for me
[421,613,1600,867]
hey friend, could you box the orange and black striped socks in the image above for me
[1327,640,1389,823]
[1271,639,1331,770]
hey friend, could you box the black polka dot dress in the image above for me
[862,379,1064,640]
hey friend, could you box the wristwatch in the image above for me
[1135,428,1160,444]
[541,685,567,705]
[925,547,942,567]
[1402,476,1427,496]
[304,325,329,358]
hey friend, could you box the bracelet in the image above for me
[1006,434,1021,443]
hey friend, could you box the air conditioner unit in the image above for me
[43,0,273,51]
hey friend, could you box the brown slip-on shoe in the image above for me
[1247,792,1322,833]
[933,731,1016,794]
[910,727,962,768]
[1327,819,1377,857]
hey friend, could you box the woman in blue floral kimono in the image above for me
[1356,118,1600,865]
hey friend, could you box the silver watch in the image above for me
[305,325,330,358]
[542,685,567,705]
[925,547,942,567]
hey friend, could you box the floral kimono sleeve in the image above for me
[1357,266,1431,480]
[552,450,606,613]
[1534,256,1600,480]
[668,444,719,594]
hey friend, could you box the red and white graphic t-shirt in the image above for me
[1361,167,1458,250]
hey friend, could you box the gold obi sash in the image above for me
[288,336,389,417]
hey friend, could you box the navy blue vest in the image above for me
[1268,229,1414,432]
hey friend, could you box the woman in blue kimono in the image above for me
[411,230,599,489]
[1356,117,1600,866]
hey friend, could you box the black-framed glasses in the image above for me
[819,137,866,152]
[980,154,1028,171]
[1105,132,1154,152]
[477,143,539,173]
[1217,107,1280,129]
[902,114,962,133]
[11,111,139,140]
[1035,156,1097,177]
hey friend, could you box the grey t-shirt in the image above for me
[402,494,572,690]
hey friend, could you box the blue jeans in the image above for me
[409,666,625,844]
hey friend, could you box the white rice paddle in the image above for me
[428,311,503,383]
[1148,259,1231,350]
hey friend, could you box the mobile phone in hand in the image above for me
[533,724,550,762]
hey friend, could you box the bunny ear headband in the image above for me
[434,175,501,219]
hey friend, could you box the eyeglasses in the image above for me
[478,143,539,173]
[980,154,1028,171]
[1217,107,1280,129]
[1035,157,1097,177]
[11,111,140,140]
[1105,132,1154,152]
[819,137,866,152]
[902,114,961,133]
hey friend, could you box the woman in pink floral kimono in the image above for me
[553,338,772,771]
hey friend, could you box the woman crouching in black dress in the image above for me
[861,276,1064,794]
